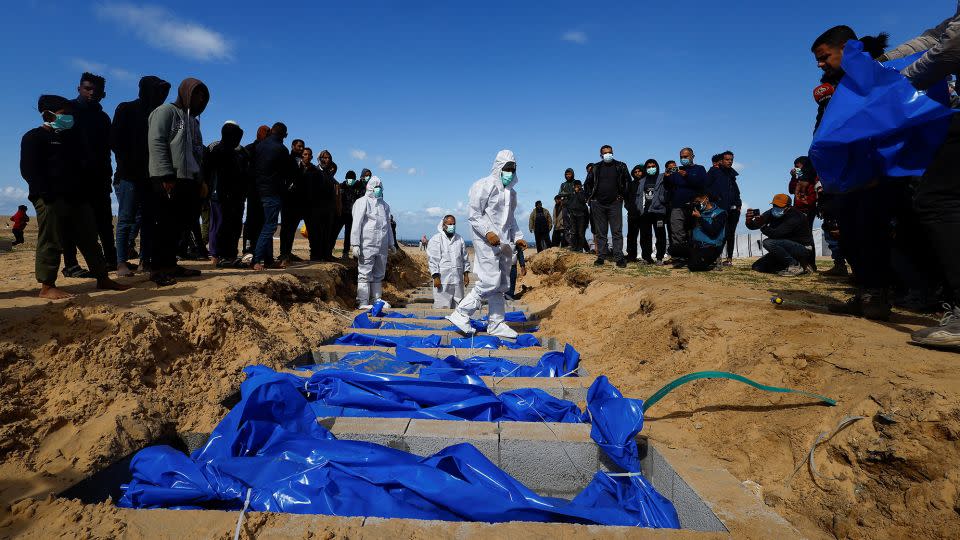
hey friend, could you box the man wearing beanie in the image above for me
[745,193,814,277]
[20,95,129,299]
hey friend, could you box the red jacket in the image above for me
[789,177,818,215]
[10,209,28,230]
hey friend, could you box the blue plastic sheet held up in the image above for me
[117,366,679,528]
[809,40,954,193]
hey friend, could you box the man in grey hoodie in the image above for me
[882,3,960,350]
[146,78,209,286]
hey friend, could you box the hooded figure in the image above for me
[350,176,395,308]
[446,150,526,339]
[427,218,471,308]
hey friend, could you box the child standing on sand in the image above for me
[10,205,29,245]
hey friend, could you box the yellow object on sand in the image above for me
[300,223,308,238]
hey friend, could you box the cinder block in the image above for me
[640,442,675,500]
[318,417,410,451]
[490,377,565,399]
[498,421,599,498]
[404,419,499,464]
[559,377,595,402]
[673,475,726,532]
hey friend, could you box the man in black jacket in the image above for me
[278,140,311,264]
[253,122,296,270]
[566,180,589,253]
[242,125,269,258]
[584,144,629,266]
[111,75,171,277]
[337,170,366,258]
[62,72,116,276]
[746,194,814,277]
[20,95,128,299]
[204,121,247,267]
[706,151,742,265]
[625,164,645,262]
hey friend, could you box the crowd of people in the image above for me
[14,5,960,350]
[18,73,398,298]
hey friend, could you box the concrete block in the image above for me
[318,416,410,451]
[559,377,594,402]
[489,377,565,399]
[673,475,726,532]
[404,419,499,464]
[498,421,598,498]
[640,441,676,501]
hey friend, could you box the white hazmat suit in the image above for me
[446,150,524,338]
[351,176,395,309]
[427,219,471,309]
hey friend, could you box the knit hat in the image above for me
[771,194,791,208]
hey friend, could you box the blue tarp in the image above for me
[299,344,581,378]
[358,311,536,332]
[117,367,680,528]
[810,40,954,193]
[335,330,542,349]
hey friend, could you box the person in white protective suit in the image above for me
[446,150,528,338]
[427,215,471,309]
[350,176,396,309]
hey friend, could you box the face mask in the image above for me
[445,225,456,235]
[45,113,74,131]
[646,167,658,176]
[373,187,383,198]
[363,176,371,182]
[794,167,804,179]
[346,178,356,186]
[501,171,514,186]
[680,158,691,167]
[602,153,614,163]
[771,207,785,218]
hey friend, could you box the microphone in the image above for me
[813,83,835,104]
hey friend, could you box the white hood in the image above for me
[490,149,518,189]
[366,176,383,198]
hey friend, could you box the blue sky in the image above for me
[1,1,947,238]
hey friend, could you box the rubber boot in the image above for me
[371,282,391,309]
[446,288,481,334]
[357,281,372,310]
[486,293,518,339]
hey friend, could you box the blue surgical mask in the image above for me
[445,225,456,234]
[646,167,658,176]
[602,153,614,163]
[680,158,691,167]
[501,171,514,186]
[346,178,356,186]
[771,207,785,218]
[373,186,383,198]
[45,113,74,131]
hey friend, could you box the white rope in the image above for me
[233,487,252,540]
[559,367,579,378]
[529,406,590,483]
[786,415,867,486]
[492,364,523,386]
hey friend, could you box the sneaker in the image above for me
[821,263,849,277]
[778,265,806,277]
[616,259,627,268]
[594,257,605,266]
[911,305,960,350]
[446,311,476,335]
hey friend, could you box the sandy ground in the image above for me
[0,229,957,539]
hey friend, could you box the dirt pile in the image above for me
[521,247,960,539]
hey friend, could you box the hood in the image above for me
[366,176,383,197]
[173,77,209,115]
[437,219,449,234]
[564,168,575,182]
[490,149,517,188]
[631,164,644,181]
[138,76,171,111]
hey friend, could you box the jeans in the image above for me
[762,238,811,267]
[914,112,960,305]
[115,179,143,264]
[590,199,624,260]
[825,233,843,265]
[255,195,283,264]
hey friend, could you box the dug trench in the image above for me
[1,246,958,539]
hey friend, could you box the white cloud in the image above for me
[406,168,417,175]
[424,207,448,217]
[0,186,30,207]
[733,161,747,171]
[95,3,232,61]
[350,149,367,160]
[70,57,136,83]
[561,31,587,44]
[378,159,397,170]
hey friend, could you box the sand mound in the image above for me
[519,250,960,539]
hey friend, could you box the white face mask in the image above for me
[602,153,614,163]
[445,225,456,234]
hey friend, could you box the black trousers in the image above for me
[689,244,722,271]
[668,206,691,259]
[835,182,900,290]
[626,210,641,260]
[534,229,551,252]
[568,213,589,252]
[914,113,960,305]
[337,215,354,257]
[279,197,308,259]
[306,208,337,260]
[639,213,667,261]
[243,193,264,255]
[722,209,741,259]
[551,228,567,248]
[142,179,183,271]
[590,199,624,260]
[13,229,24,244]
[63,191,116,268]
[176,179,204,256]
[213,198,244,260]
